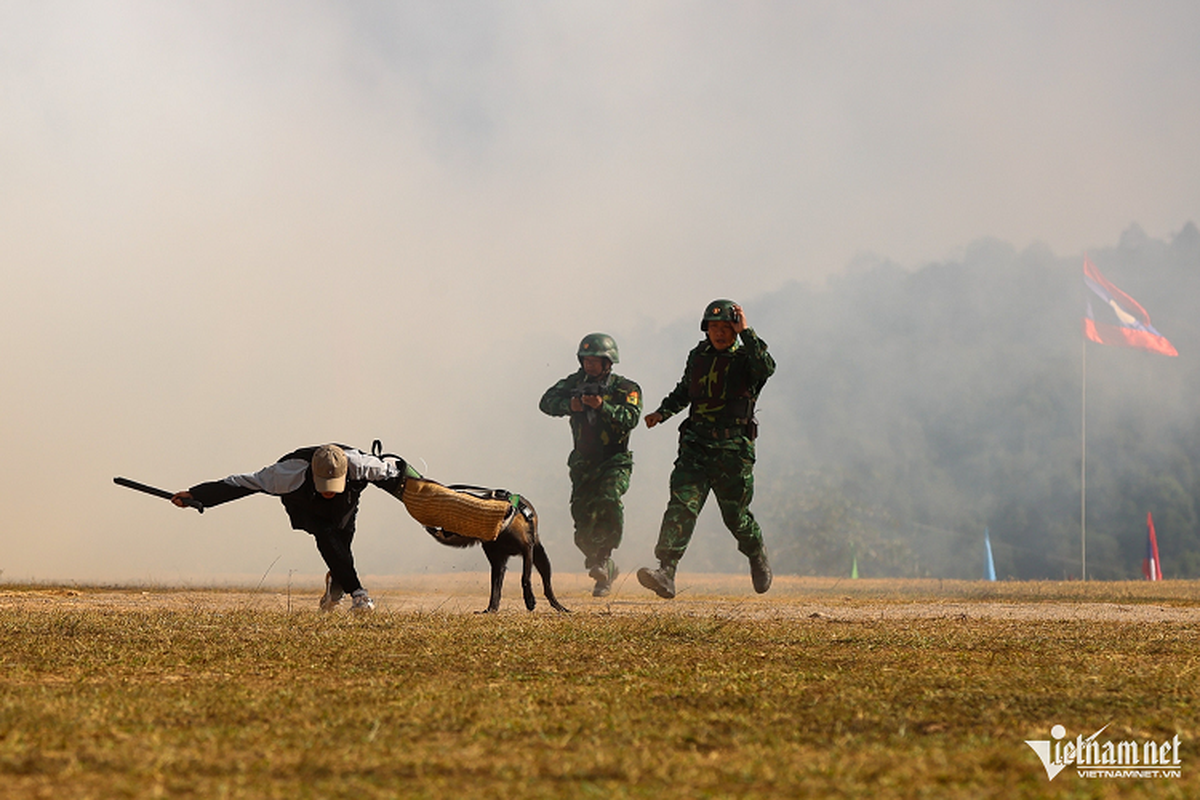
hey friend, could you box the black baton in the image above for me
[113,477,205,513]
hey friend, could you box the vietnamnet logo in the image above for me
[1026,724,1182,780]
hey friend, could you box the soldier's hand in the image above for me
[731,304,748,333]
[171,491,194,508]
[644,412,663,428]
[581,394,602,409]
[570,397,584,412]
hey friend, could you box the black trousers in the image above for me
[309,525,361,594]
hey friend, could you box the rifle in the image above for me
[113,477,205,513]
[571,381,608,399]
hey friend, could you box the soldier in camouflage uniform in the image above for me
[540,333,643,596]
[637,300,776,599]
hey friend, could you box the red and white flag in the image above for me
[1142,512,1163,581]
[1083,257,1177,356]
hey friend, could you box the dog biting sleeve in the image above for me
[399,479,513,541]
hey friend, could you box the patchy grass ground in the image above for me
[1,577,1197,799]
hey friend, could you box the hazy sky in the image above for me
[2,1,1198,585]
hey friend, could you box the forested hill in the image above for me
[751,223,1200,580]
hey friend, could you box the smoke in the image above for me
[0,2,1197,582]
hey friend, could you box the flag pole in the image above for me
[1081,318,1087,581]
[1079,255,1177,581]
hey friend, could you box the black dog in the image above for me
[424,486,569,614]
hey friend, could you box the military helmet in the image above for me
[701,299,738,331]
[577,332,619,364]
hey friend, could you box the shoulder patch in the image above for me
[626,390,639,405]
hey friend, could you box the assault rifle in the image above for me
[571,381,608,399]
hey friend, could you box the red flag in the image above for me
[1142,512,1162,581]
[1083,257,1177,356]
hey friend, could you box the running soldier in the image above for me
[540,333,642,596]
[637,300,776,599]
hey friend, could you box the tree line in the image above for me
[750,223,1200,579]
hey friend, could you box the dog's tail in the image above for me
[425,527,481,549]
[532,541,552,574]
[532,541,570,613]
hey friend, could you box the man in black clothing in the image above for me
[172,443,406,611]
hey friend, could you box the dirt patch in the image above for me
[3,573,1198,622]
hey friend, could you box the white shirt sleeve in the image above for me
[345,448,400,482]
[223,459,310,495]
[220,448,400,495]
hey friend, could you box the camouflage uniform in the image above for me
[650,327,775,569]
[540,369,642,571]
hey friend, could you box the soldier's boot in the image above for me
[637,563,676,599]
[589,557,619,598]
[749,548,772,594]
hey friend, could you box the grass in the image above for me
[0,581,1198,799]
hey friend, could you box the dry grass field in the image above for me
[2,574,1197,799]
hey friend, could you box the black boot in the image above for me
[636,563,676,599]
[589,557,619,597]
[749,549,772,594]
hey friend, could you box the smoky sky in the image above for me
[1,1,1198,583]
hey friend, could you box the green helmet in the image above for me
[701,299,738,331]
[577,332,619,364]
